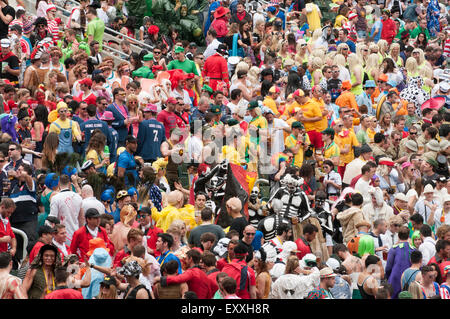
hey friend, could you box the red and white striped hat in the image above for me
[348,12,358,20]
[46,4,57,13]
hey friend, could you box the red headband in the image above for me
[379,160,394,167]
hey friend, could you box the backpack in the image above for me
[402,269,420,291]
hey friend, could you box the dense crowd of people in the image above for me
[0,0,449,300]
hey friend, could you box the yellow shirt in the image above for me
[263,96,279,117]
[306,3,322,31]
[312,97,328,132]
[334,129,359,165]
[153,205,182,231]
[367,128,376,141]
[298,98,323,132]
[285,133,311,167]
[85,149,102,165]
[284,101,300,118]
[49,118,81,141]
[179,204,197,232]
[323,141,340,160]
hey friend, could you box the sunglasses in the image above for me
[154,51,161,54]
[8,148,16,151]
[393,224,402,227]
[410,132,417,135]
[394,138,401,142]
[80,108,87,111]
[0,159,4,162]
[245,232,256,236]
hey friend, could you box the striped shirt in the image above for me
[9,180,38,224]
[444,39,450,58]
[47,19,60,44]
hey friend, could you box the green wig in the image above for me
[358,235,375,257]
[411,230,422,248]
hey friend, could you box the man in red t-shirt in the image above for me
[157,97,178,139]
[138,207,163,257]
[155,248,213,299]
[0,199,16,255]
[221,243,256,299]
[45,268,83,299]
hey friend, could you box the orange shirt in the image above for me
[335,90,359,112]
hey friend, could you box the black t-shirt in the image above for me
[0,53,19,82]
[229,216,248,239]
[0,5,15,39]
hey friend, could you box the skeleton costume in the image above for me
[194,160,229,219]
[248,179,269,229]
[262,174,312,241]
[257,199,291,241]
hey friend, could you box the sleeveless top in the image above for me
[124,284,152,299]
[257,271,271,299]
[28,268,54,299]
[350,67,364,96]
[155,282,183,299]
[357,275,375,300]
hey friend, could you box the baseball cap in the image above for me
[292,121,304,129]
[143,104,158,113]
[210,105,221,114]
[439,81,450,93]
[394,193,408,202]
[322,127,335,136]
[269,86,281,94]
[293,89,305,97]
[1,38,11,48]
[79,78,93,87]
[81,160,95,172]
[166,97,178,104]
[248,100,259,110]
[174,46,185,53]
[126,135,138,144]
[143,53,154,61]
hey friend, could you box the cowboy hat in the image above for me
[214,6,230,19]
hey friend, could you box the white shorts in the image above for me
[326,233,333,247]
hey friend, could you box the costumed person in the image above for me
[266,174,313,241]
[82,245,113,299]
[248,182,268,229]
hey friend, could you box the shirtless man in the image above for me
[334,243,364,298]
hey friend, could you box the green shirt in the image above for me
[410,26,430,40]
[134,66,155,79]
[86,17,105,51]
[167,59,199,76]
[356,128,370,145]
[395,27,413,39]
